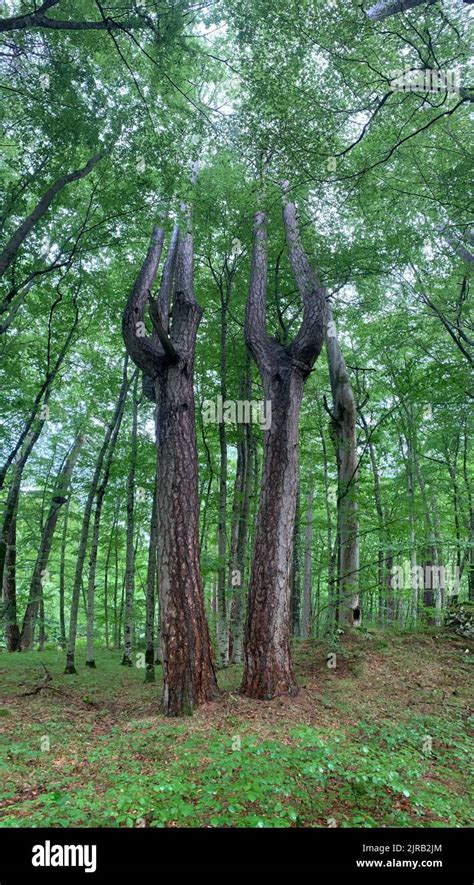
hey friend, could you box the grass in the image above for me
[0,629,472,828]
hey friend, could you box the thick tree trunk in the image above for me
[241,188,326,700]
[122,203,218,716]
[65,362,129,673]
[301,486,314,639]
[20,434,84,650]
[325,311,360,628]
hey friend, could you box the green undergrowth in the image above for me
[0,635,472,828]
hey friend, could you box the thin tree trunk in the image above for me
[241,187,327,700]
[121,372,139,666]
[216,277,230,667]
[103,511,119,651]
[318,408,336,633]
[58,499,70,649]
[0,152,102,283]
[229,393,254,664]
[144,468,158,682]
[301,485,314,639]
[325,311,360,627]
[228,357,252,663]
[0,408,49,645]
[3,518,19,651]
[20,434,84,650]
[113,530,119,649]
[86,381,128,667]
[291,480,301,636]
[0,297,79,490]
[65,361,129,673]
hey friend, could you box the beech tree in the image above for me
[325,312,361,627]
[20,433,84,650]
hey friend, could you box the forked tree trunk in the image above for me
[20,433,84,650]
[325,311,360,627]
[241,187,327,700]
[122,199,218,716]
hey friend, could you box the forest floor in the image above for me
[0,630,472,828]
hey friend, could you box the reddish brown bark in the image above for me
[241,188,327,700]
[122,207,218,716]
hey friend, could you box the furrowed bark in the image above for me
[122,209,218,715]
[241,190,327,701]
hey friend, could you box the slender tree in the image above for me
[121,372,139,666]
[20,433,84,650]
[64,359,129,673]
[324,311,361,627]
